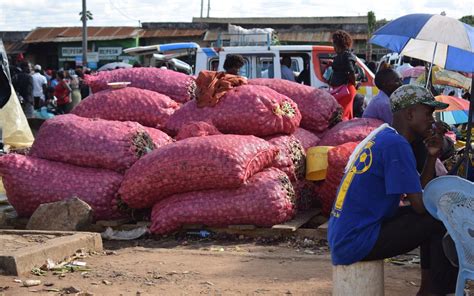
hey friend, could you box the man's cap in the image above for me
[390,85,449,112]
[34,64,41,71]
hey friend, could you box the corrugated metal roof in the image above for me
[193,16,368,25]
[278,32,367,42]
[204,30,367,43]
[24,27,142,43]
[203,31,228,41]
[4,41,28,54]
[141,29,206,38]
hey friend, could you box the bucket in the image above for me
[306,146,333,181]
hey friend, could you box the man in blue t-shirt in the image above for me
[328,85,458,295]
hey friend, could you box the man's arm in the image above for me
[407,134,443,214]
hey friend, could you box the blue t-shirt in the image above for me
[328,127,422,265]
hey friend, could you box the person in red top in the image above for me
[54,71,72,114]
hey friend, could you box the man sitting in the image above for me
[328,85,458,296]
[280,56,295,82]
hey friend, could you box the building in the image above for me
[0,31,29,61]
[193,16,369,54]
[14,16,390,69]
[23,27,142,69]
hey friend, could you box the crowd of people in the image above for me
[10,61,91,118]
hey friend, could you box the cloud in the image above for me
[0,0,471,31]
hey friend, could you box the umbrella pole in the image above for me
[449,78,474,178]
[462,77,474,178]
[425,43,437,89]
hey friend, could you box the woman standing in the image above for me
[329,30,357,120]
[69,73,82,109]
[54,71,72,114]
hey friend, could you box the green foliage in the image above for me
[79,10,93,21]
[460,15,474,26]
[368,11,376,34]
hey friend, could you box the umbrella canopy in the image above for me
[98,62,132,71]
[435,95,470,111]
[401,66,425,78]
[370,14,474,73]
[435,95,470,124]
[433,68,472,90]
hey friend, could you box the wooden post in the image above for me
[333,261,384,296]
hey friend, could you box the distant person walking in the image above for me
[69,73,82,109]
[329,30,358,120]
[31,64,47,109]
[54,71,72,114]
[12,62,34,117]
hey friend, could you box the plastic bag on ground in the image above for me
[84,68,195,103]
[293,128,321,151]
[150,168,296,234]
[30,114,155,173]
[175,121,221,141]
[0,154,124,220]
[316,142,359,216]
[249,78,342,133]
[318,118,383,147]
[119,134,278,209]
[71,87,179,129]
[266,134,306,181]
[165,85,301,137]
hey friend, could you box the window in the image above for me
[238,57,250,78]
[257,56,275,78]
[208,58,219,71]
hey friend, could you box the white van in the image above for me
[376,52,403,72]
[195,45,378,100]
[124,42,378,101]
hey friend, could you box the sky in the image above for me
[0,0,473,31]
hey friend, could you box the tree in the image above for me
[79,10,93,21]
[366,11,376,62]
[459,15,474,26]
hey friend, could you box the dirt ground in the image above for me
[0,235,421,296]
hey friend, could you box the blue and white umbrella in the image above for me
[370,14,474,73]
[371,14,474,178]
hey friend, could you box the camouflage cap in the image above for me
[390,85,449,113]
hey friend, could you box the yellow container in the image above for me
[306,146,333,181]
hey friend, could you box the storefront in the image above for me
[59,39,138,70]
[23,27,142,70]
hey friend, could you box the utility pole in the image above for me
[207,0,210,18]
[81,0,88,68]
[200,0,204,18]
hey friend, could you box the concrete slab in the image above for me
[0,230,103,275]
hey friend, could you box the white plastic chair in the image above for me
[423,176,474,296]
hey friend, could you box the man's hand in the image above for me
[424,134,443,157]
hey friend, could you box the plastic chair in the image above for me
[423,176,474,296]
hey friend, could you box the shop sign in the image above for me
[98,47,122,59]
[62,47,82,57]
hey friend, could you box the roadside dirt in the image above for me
[0,235,421,295]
